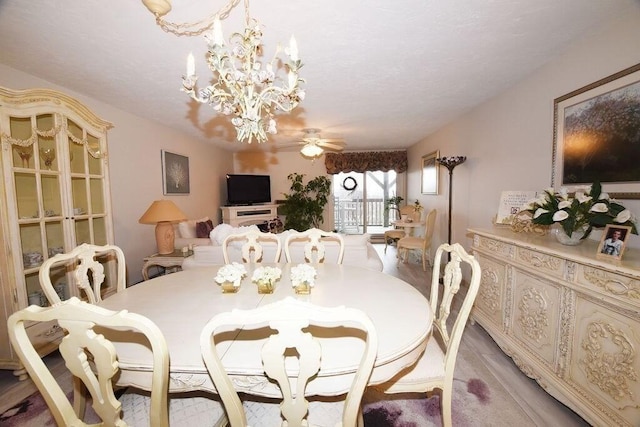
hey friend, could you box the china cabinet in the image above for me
[0,87,115,377]
[470,227,640,427]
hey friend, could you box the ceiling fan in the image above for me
[294,128,346,158]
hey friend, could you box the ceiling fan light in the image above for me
[301,143,324,158]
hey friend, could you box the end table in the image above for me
[142,250,193,281]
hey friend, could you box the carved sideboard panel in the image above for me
[470,227,640,427]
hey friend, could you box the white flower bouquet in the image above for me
[290,263,317,288]
[251,266,282,285]
[214,262,247,288]
[522,182,637,239]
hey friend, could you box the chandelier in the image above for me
[142,0,305,144]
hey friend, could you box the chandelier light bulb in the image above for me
[186,52,195,77]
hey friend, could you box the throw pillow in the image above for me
[178,216,210,239]
[196,219,214,238]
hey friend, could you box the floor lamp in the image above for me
[436,156,467,249]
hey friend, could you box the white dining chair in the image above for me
[397,209,437,271]
[284,228,345,264]
[374,242,481,427]
[200,297,378,427]
[222,229,281,263]
[8,297,227,427]
[39,243,127,306]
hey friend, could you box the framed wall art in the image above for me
[161,150,190,195]
[552,63,640,199]
[596,224,632,261]
[421,150,439,195]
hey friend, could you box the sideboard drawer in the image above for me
[576,265,640,304]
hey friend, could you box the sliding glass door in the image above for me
[333,170,404,236]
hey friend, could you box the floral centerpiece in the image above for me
[521,182,637,243]
[290,264,317,294]
[251,266,282,294]
[215,262,247,292]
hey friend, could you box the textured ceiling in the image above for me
[0,0,635,153]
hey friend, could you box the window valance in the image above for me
[324,151,408,174]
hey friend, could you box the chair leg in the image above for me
[441,386,453,427]
[73,376,87,419]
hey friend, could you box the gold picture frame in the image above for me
[596,224,632,261]
[421,150,439,195]
[552,63,640,199]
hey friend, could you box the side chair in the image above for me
[200,297,378,427]
[39,243,127,306]
[222,229,281,263]
[8,297,227,426]
[397,208,437,271]
[284,227,345,264]
[374,242,481,427]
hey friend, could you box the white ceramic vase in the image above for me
[553,225,587,246]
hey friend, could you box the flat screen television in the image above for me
[226,174,271,205]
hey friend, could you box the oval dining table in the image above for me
[100,263,433,397]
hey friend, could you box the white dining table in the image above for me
[100,263,433,397]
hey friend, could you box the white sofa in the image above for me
[181,225,383,272]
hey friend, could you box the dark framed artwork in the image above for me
[421,150,439,195]
[596,224,632,261]
[161,150,190,195]
[552,63,640,199]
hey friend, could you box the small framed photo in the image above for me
[161,150,190,195]
[421,150,439,195]
[597,225,632,261]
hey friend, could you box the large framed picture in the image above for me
[552,63,640,199]
[161,150,190,195]
[596,224,632,261]
[421,150,439,195]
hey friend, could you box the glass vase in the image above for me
[553,225,587,246]
[220,281,239,293]
[257,280,274,294]
[293,282,312,295]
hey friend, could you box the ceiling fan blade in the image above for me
[319,141,345,151]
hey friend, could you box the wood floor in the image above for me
[0,243,590,426]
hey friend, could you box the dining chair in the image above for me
[284,227,345,264]
[222,229,281,263]
[384,205,419,253]
[39,243,127,306]
[8,297,227,427]
[374,242,481,427]
[200,296,378,427]
[397,209,437,271]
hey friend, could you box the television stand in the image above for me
[221,204,278,227]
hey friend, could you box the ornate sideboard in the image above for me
[469,227,639,427]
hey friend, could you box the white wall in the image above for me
[1,64,234,284]
[407,5,640,251]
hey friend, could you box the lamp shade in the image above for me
[139,200,187,224]
[139,200,187,255]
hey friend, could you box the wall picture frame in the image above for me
[552,63,640,199]
[161,150,190,195]
[596,224,632,261]
[421,150,439,195]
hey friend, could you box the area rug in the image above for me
[1,347,533,427]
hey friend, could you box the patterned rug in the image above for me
[1,345,533,427]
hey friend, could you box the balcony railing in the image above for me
[334,198,400,234]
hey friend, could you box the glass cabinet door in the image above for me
[4,112,114,307]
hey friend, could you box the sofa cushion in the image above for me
[196,219,214,238]
[178,217,210,239]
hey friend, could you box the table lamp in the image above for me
[139,200,187,254]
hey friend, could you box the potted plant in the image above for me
[280,173,332,231]
[385,195,404,216]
